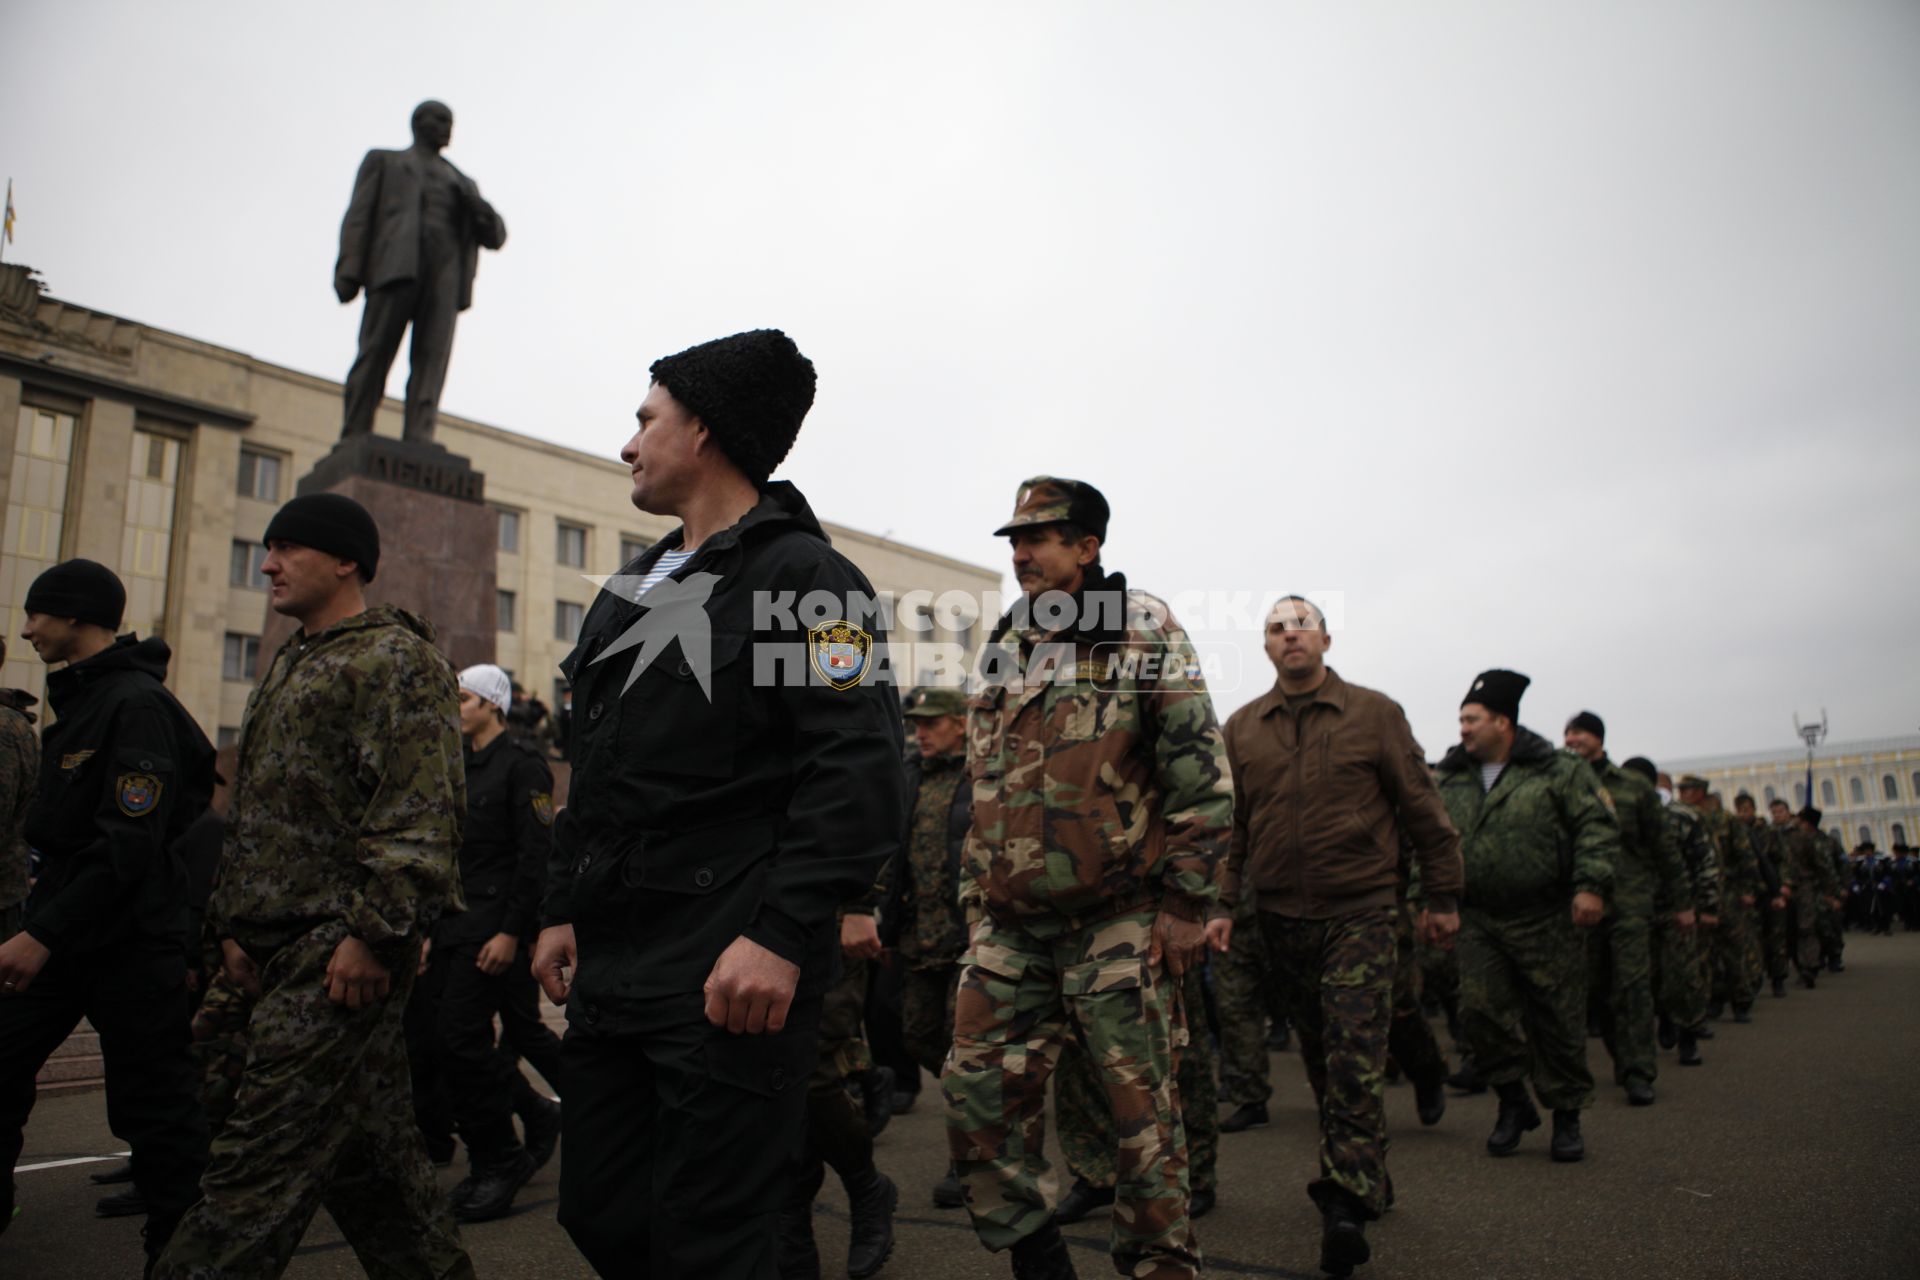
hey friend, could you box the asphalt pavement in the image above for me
[7,932,1917,1278]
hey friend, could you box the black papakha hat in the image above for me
[1461,669,1529,721]
[1621,756,1656,785]
[1565,710,1606,741]
[1799,805,1823,826]
[263,493,381,582]
[649,329,816,484]
[24,559,125,630]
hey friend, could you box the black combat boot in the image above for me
[932,1165,965,1209]
[518,1094,562,1171]
[1656,1016,1676,1049]
[1318,1191,1371,1278]
[453,1148,536,1223]
[843,1168,898,1280]
[1676,1030,1702,1066]
[1053,1178,1115,1225]
[1414,1072,1447,1126]
[1549,1109,1585,1163]
[1446,1058,1489,1094]
[1771,977,1787,998]
[1732,1007,1752,1024]
[90,1159,136,1186]
[1219,1101,1269,1133]
[1625,1079,1655,1106]
[1485,1081,1541,1157]
[1189,1185,1217,1218]
[1009,1219,1078,1280]
[96,1185,147,1217]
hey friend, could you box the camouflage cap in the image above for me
[992,475,1109,541]
[902,686,968,719]
[1676,774,1710,792]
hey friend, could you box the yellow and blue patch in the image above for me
[809,620,872,690]
[117,772,163,818]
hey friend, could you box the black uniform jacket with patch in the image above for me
[441,731,552,947]
[23,635,215,955]
[547,482,907,1019]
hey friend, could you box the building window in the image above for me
[556,522,587,568]
[1884,775,1899,801]
[497,589,518,633]
[1895,823,1908,846]
[496,508,521,554]
[1858,825,1872,846]
[216,726,240,750]
[1913,771,1920,800]
[1849,777,1866,804]
[121,427,183,640]
[555,600,584,642]
[620,535,648,565]
[1820,779,1836,805]
[230,540,270,589]
[222,633,261,682]
[237,448,282,502]
[1763,784,1776,804]
[4,405,79,675]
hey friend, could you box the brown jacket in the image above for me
[1223,667,1462,918]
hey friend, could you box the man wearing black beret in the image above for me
[1,560,216,1271]
[532,329,907,1279]
[1434,670,1619,1163]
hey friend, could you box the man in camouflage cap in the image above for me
[943,476,1232,1280]
[157,495,471,1277]
[880,685,973,1209]
[1675,776,1760,1023]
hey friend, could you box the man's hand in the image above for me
[1699,912,1719,930]
[1149,910,1207,977]
[840,913,882,962]
[1571,892,1605,928]
[1673,908,1697,932]
[1424,910,1461,950]
[325,936,392,1010]
[476,933,519,976]
[333,273,360,304]
[532,925,576,1004]
[1204,917,1233,954]
[1771,897,1787,912]
[1827,896,1845,912]
[704,936,801,1035]
[0,932,52,996]
[221,938,262,998]
[1740,893,1756,908]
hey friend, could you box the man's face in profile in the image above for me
[412,103,453,151]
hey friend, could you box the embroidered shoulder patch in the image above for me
[531,792,555,826]
[117,772,163,817]
[809,621,873,691]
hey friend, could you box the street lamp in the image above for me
[1794,709,1828,812]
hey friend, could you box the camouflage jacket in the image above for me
[1776,822,1843,900]
[1665,801,1721,916]
[1435,726,1618,914]
[1738,814,1783,898]
[1700,807,1759,901]
[208,605,465,955]
[1589,755,1689,916]
[964,571,1231,935]
[0,690,38,913]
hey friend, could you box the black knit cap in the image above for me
[1461,669,1529,721]
[24,559,125,630]
[649,329,816,484]
[1799,805,1823,826]
[1621,756,1656,785]
[1565,710,1606,741]
[263,493,381,581]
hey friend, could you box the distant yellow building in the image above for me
[1663,735,1920,850]
[0,264,999,741]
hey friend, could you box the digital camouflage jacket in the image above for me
[1435,726,1618,915]
[1589,755,1689,916]
[963,569,1231,936]
[208,605,464,956]
[0,688,38,915]
[1666,801,1721,916]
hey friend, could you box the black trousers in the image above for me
[0,945,208,1233]
[497,947,565,1098]
[408,939,525,1164]
[557,988,822,1280]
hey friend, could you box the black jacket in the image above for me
[441,731,552,946]
[23,635,215,955]
[548,482,907,1017]
[879,753,972,949]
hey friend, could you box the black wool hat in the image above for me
[1462,669,1530,721]
[24,559,125,630]
[263,493,381,581]
[1565,710,1606,741]
[1621,756,1656,785]
[649,329,816,484]
[1799,805,1823,826]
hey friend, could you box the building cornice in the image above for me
[0,351,256,430]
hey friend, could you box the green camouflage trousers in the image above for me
[902,962,960,1078]
[1710,900,1758,1012]
[1650,917,1707,1033]
[1759,900,1790,983]
[1416,927,1461,1037]
[943,908,1198,1279]
[154,923,473,1280]
[1815,899,1844,965]
[1586,907,1657,1087]
[1056,963,1218,1195]
[1459,906,1594,1112]
[1211,894,1279,1107]
[1256,906,1396,1218]
[1388,906,1447,1087]
[190,969,250,1134]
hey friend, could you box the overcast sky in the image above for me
[7,1,1917,761]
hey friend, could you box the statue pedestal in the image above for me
[261,437,496,671]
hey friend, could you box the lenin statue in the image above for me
[335,100,507,443]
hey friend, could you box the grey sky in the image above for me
[7,0,1917,760]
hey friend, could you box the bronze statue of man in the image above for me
[335,100,506,444]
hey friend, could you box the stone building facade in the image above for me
[1663,734,1920,851]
